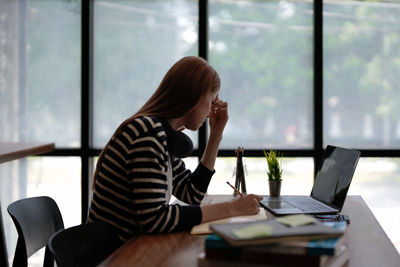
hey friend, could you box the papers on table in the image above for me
[190,208,268,235]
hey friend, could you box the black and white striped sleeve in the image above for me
[172,157,214,205]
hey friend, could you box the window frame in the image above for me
[40,0,400,223]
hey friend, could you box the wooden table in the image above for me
[0,142,55,267]
[99,195,400,267]
[0,142,55,163]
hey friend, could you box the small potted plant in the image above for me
[264,150,283,197]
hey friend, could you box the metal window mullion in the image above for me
[314,0,324,176]
[81,0,93,223]
[198,0,208,159]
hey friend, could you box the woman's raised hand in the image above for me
[208,95,229,137]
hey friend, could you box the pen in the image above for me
[226,181,243,197]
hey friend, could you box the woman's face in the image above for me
[182,88,219,131]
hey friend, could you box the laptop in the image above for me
[260,145,361,216]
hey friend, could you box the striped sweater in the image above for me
[87,116,214,241]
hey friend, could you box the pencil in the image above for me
[226,181,243,197]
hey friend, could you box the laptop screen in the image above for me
[311,145,361,210]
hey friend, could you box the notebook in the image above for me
[260,145,361,216]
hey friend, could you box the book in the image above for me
[198,245,350,267]
[205,231,346,257]
[203,221,349,267]
[259,221,347,256]
[210,216,345,247]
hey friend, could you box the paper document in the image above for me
[276,214,317,227]
[233,223,273,239]
[190,208,267,235]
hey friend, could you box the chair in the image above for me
[7,196,64,267]
[1,203,9,267]
[49,221,122,267]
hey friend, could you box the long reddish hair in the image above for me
[92,56,220,190]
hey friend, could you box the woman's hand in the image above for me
[200,194,264,223]
[229,194,264,216]
[208,95,228,138]
[200,95,228,171]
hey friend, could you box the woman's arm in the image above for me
[172,159,214,205]
[199,97,264,223]
[201,97,228,170]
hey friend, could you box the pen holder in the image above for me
[268,180,281,197]
[234,147,246,196]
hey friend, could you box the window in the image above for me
[0,0,81,264]
[93,0,199,148]
[210,157,313,195]
[324,0,400,148]
[209,0,313,149]
[0,157,81,265]
[349,157,400,248]
[0,0,81,147]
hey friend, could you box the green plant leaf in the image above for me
[264,150,283,181]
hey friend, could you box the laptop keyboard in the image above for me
[286,197,335,212]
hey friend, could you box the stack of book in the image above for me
[198,220,349,267]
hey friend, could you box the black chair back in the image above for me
[49,221,122,267]
[1,203,9,267]
[7,196,64,267]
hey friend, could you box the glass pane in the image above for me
[208,157,314,195]
[181,156,200,172]
[323,0,400,148]
[0,157,81,265]
[93,0,198,148]
[209,0,313,149]
[349,158,400,252]
[0,0,81,147]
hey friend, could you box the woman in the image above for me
[88,56,262,241]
